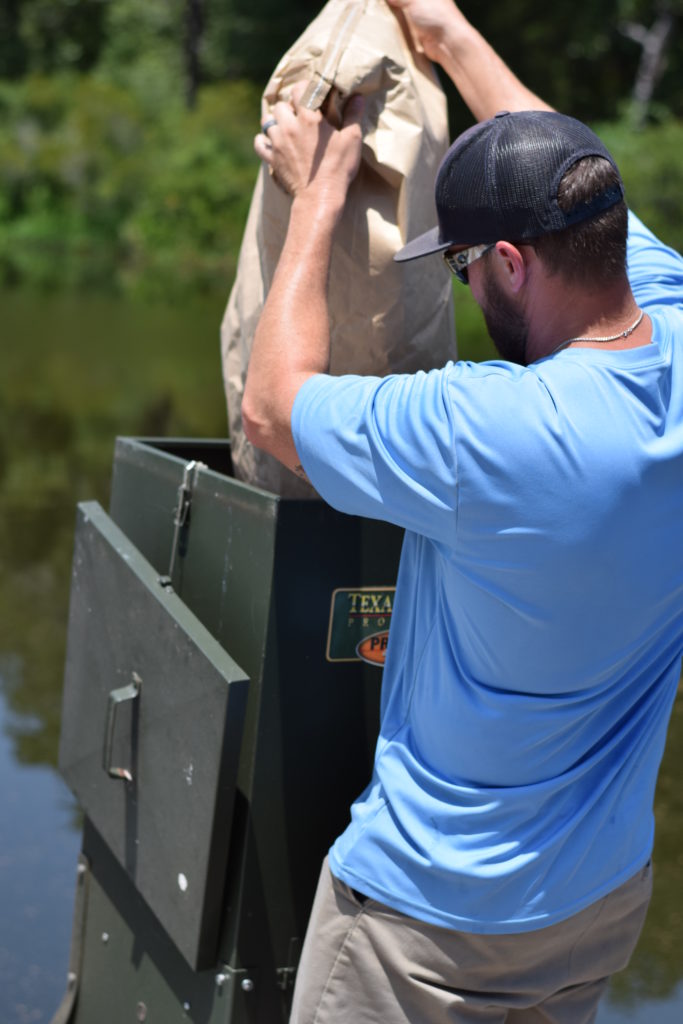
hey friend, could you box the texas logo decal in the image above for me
[326,587,395,666]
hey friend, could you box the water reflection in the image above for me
[0,288,681,1022]
[0,682,80,1023]
[0,286,230,771]
[597,986,683,1023]
[0,287,230,1023]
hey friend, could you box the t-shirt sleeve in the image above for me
[291,366,461,544]
[627,210,683,311]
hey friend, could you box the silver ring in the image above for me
[262,118,277,136]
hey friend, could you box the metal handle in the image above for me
[103,673,141,781]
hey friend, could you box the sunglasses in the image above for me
[443,243,495,284]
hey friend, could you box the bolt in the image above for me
[101,932,110,944]
[241,978,255,993]
[183,1002,191,1012]
[136,1003,148,1022]
[215,972,227,990]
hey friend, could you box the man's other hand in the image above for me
[386,0,462,63]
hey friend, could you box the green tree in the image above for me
[201,0,323,81]
[10,0,107,76]
[97,0,185,112]
[452,1,680,130]
[0,0,26,78]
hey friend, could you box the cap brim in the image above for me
[393,226,451,263]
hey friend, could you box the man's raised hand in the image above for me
[386,0,463,63]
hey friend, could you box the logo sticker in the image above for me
[326,587,395,666]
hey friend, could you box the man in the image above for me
[243,2,683,1021]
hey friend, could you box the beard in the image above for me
[481,270,530,366]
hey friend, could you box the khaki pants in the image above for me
[290,858,652,1024]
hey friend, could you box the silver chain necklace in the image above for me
[551,309,644,356]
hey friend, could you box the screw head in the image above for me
[136,1002,148,1022]
[241,978,254,993]
[101,932,110,944]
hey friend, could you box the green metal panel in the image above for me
[59,438,403,1023]
[68,823,265,1024]
[59,502,249,971]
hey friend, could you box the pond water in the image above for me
[0,288,681,1023]
[0,684,80,1022]
[0,286,230,1023]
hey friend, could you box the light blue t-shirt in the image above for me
[291,213,683,933]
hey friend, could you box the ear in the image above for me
[494,241,531,294]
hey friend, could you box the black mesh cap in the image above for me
[394,110,624,262]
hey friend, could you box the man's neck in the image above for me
[525,277,650,363]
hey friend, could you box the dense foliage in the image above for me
[0,1,680,295]
[1,2,681,121]
[0,74,261,294]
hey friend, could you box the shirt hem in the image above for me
[328,847,654,935]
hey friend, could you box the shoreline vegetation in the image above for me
[0,72,682,300]
[0,74,261,298]
[0,0,681,302]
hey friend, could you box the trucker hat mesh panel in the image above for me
[432,112,623,246]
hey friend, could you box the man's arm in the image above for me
[241,89,364,472]
[387,0,553,121]
[243,4,552,472]
[626,211,683,312]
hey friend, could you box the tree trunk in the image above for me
[184,0,204,109]
[620,4,676,128]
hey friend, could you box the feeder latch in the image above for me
[158,460,206,589]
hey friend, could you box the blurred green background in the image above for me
[0,0,682,297]
[0,2,681,1019]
